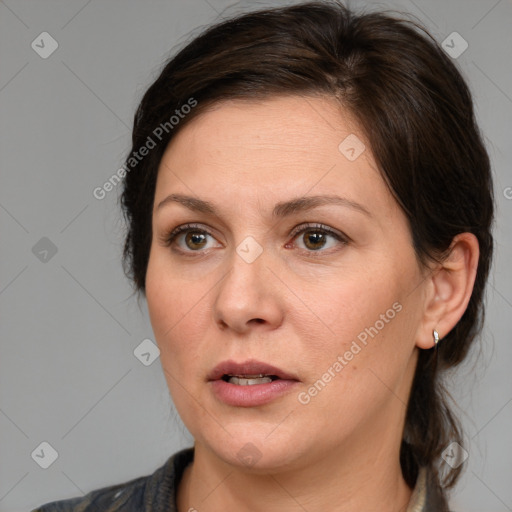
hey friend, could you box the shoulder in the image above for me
[31,477,146,512]
[31,448,194,512]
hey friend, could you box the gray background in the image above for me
[0,0,511,510]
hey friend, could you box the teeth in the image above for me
[228,375,273,385]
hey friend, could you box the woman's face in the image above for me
[146,95,430,472]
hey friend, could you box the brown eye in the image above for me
[302,230,327,250]
[163,224,222,253]
[289,224,348,253]
[185,231,208,250]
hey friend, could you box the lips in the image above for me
[208,359,299,382]
[208,359,300,407]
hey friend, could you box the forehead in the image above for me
[166,95,361,162]
[154,95,396,218]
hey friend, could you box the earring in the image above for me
[433,329,440,346]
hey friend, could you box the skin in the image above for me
[145,95,479,511]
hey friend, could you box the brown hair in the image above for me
[120,0,494,496]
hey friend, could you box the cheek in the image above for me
[298,268,400,349]
[292,263,418,400]
[146,258,218,437]
[294,297,409,423]
[146,252,184,354]
[145,251,212,372]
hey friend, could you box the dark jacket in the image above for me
[32,448,449,511]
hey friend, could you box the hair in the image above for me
[120,0,494,497]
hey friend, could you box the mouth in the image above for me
[221,374,278,385]
[208,359,299,384]
[208,360,300,407]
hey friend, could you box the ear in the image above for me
[415,233,480,349]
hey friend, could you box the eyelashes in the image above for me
[160,222,349,255]
[162,223,220,252]
[287,223,349,251]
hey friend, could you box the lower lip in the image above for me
[210,379,299,407]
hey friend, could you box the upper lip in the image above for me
[208,359,299,381]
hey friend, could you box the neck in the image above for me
[177,435,412,512]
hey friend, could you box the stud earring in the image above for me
[433,329,440,346]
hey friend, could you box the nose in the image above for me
[212,248,285,334]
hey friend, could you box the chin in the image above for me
[192,421,314,473]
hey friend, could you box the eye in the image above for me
[289,224,348,252]
[162,224,221,252]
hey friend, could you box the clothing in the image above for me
[32,448,448,511]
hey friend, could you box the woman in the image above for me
[33,1,494,510]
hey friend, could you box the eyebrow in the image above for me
[156,193,371,218]
[156,194,216,214]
